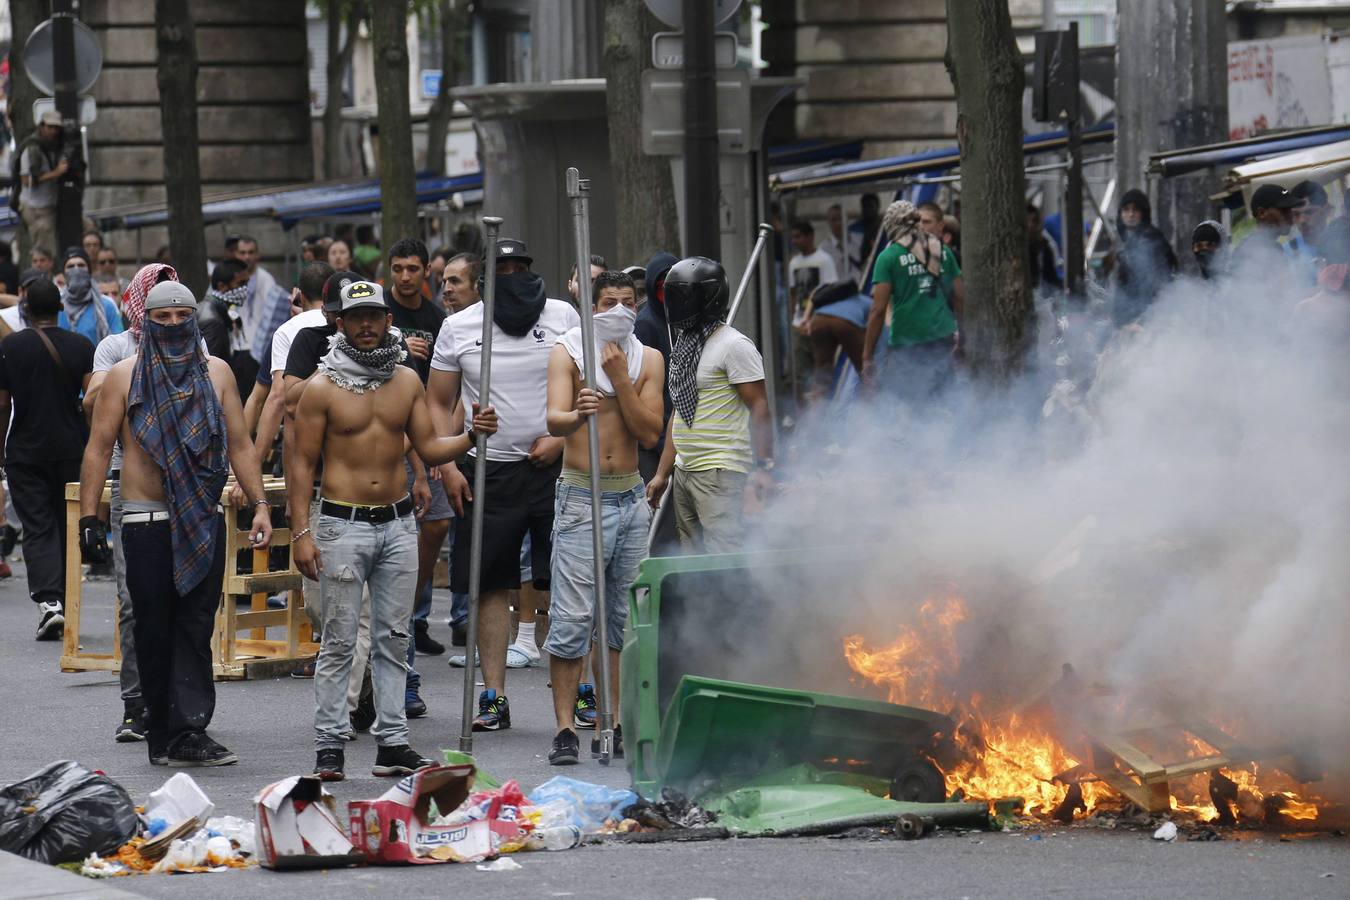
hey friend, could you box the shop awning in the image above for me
[1146,124,1350,178]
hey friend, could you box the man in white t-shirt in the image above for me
[252,262,333,472]
[788,220,839,403]
[427,267,578,732]
[646,257,774,554]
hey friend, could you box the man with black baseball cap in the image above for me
[494,238,533,273]
[1238,183,1302,276]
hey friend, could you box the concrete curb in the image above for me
[0,850,145,899]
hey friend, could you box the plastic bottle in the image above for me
[528,825,582,851]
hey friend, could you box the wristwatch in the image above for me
[755,458,776,473]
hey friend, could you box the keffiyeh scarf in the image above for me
[882,199,943,278]
[317,331,405,393]
[121,263,178,338]
[670,319,722,428]
[127,317,228,594]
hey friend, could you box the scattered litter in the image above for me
[1186,828,1222,842]
[255,775,362,870]
[349,764,492,865]
[1152,821,1178,842]
[140,773,215,860]
[529,776,638,832]
[0,760,138,864]
[476,857,523,872]
[621,788,716,831]
[1320,873,1335,878]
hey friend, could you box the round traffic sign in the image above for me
[23,18,104,96]
[643,0,742,29]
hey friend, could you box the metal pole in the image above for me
[52,0,83,251]
[458,214,502,753]
[566,167,614,765]
[647,223,774,553]
[681,0,719,259]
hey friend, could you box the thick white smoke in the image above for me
[742,260,1350,798]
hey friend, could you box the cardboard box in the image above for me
[255,775,364,870]
[347,764,493,865]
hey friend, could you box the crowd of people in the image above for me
[2,170,1341,777]
[0,218,774,778]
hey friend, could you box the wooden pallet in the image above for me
[1058,719,1246,813]
[61,477,315,681]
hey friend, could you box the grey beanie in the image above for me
[144,281,198,310]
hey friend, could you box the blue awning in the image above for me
[769,123,1116,195]
[1147,124,1350,178]
[767,139,865,169]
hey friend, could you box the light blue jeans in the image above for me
[313,511,418,749]
[544,482,649,660]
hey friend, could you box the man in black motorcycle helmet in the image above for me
[645,256,775,552]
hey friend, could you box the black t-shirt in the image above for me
[283,323,417,382]
[385,288,445,384]
[0,260,20,294]
[0,326,95,463]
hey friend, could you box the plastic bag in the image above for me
[0,760,138,864]
[526,777,638,833]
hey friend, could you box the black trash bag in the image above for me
[0,760,139,864]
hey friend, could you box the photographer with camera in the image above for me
[16,111,68,256]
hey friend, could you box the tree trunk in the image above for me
[602,0,681,264]
[424,0,467,177]
[9,0,48,260]
[1116,0,1227,260]
[944,0,1031,381]
[370,0,417,242]
[155,0,208,299]
[323,2,362,180]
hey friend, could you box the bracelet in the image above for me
[290,527,311,544]
[254,499,272,507]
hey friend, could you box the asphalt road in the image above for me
[1,556,1346,899]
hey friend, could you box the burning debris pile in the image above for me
[842,595,1333,830]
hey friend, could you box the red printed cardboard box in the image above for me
[348,764,493,864]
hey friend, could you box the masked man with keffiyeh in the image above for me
[861,199,965,405]
[645,256,774,555]
[79,281,273,768]
[290,280,497,783]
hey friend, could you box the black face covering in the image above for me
[492,270,547,336]
[1195,250,1216,280]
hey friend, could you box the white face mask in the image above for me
[592,303,636,345]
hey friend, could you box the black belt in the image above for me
[319,495,413,524]
[109,469,121,481]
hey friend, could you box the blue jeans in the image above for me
[544,482,648,659]
[313,511,418,749]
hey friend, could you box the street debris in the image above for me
[1153,821,1178,842]
[476,857,523,872]
[256,775,361,870]
[0,760,138,864]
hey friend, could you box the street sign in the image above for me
[33,96,96,125]
[641,68,751,156]
[421,69,442,99]
[652,31,738,70]
[643,0,741,29]
[22,18,103,96]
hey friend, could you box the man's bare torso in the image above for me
[561,360,647,475]
[309,367,420,505]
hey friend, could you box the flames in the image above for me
[843,594,1324,825]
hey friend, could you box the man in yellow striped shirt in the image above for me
[646,257,774,553]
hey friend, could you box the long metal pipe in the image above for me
[458,214,502,752]
[647,223,774,552]
[566,167,615,763]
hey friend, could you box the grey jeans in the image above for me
[312,510,417,750]
[302,500,370,712]
[109,479,141,706]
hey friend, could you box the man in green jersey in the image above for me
[861,200,963,404]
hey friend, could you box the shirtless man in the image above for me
[543,270,663,764]
[79,281,272,767]
[289,280,496,781]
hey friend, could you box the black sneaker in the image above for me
[351,669,376,732]
[35,601,64,641]
[372,745,433,777]
[314,748,345,782]
[289,659,316,678]
[0,523,19,557]
[450,621,467,647]
[591,724,624,759]
[549,728,580,765]
[472,690,511,731]
[149,750,168,766]
[405,688,428,719]
[414,620,445,656]
[166,733,238,767]
[115,706,147,743]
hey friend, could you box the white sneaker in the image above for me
[35,601,64,641]
[506,643,539,668]
[448,650,481,668]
